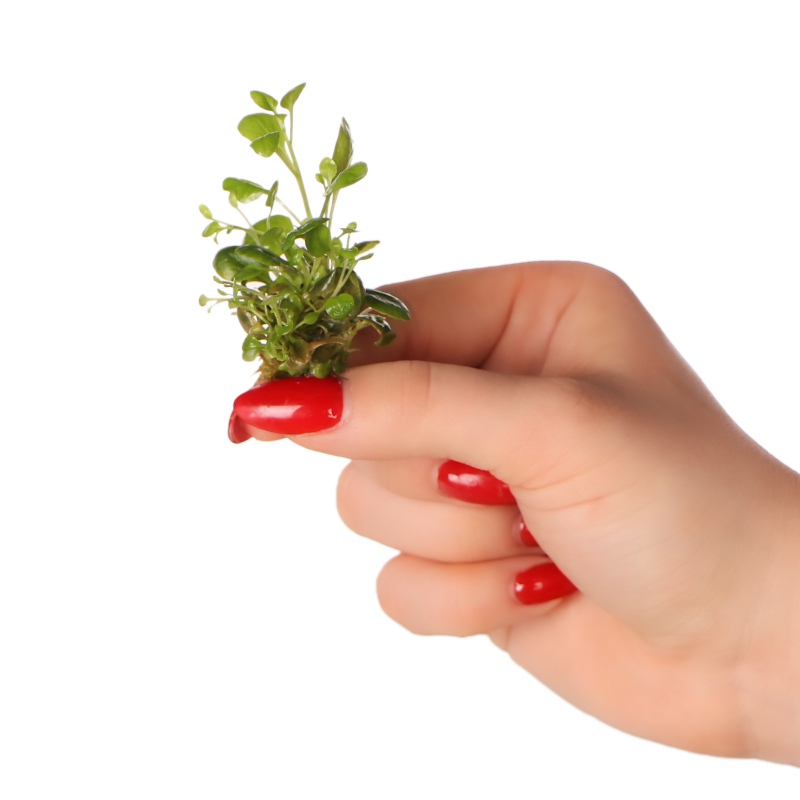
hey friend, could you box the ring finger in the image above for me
[377,552,578,636]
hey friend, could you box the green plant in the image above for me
[199,83,409,383]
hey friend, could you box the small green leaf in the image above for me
[310,266,352,299]
[329,162,367,193]
[268,214,294,234]
[213,246,246,280]
[234,265,273,283]
[364,289,410,320]
[199,204,213,219]
[361,314,396,346]
[332,118,353,175]
[199,294,210,306]
[250,90,278,111]
[242,335,260,362]
[311,361,332,379]
[234,245,287,267]
[280,82,306,112]
[266,180,278,208]
[342,270,365,311]
[286,217,327,249]
[222,177,268,203]
[202,221,223,238]
[238,113,283,142]
[250,131,281,157]
[244,214,295,247]
[293,216,329,236]
[265,337,283,361]
[325,293,355,320]
[300,311,320,326]
[288,337,310,364]
[304,224,332,257]
[355,240,379,255]
[237,308,254,332]
[319,156,337,184]
[262,229,284,252]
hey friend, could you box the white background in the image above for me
[1,0,799,797]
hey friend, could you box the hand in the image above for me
[231,261,800,765]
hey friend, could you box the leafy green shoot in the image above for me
[200,84,409,383]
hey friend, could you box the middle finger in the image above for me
[337,461,539,563]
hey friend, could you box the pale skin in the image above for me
[239,261,800,765]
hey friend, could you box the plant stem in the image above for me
[235,207,262,244]
[277,198,302,225]
[328,191,339,230]
[213,219,249,234]
[285,137,312,219]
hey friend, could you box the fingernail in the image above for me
[517,519,539,548]
[437,460,516,505]
[514,562,577,605]
[228,411,252,444]
[233,376,343,435]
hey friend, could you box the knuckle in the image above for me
[510,377,630,487]
[395,359,436,426]
[550,377,627,438]
[558,260,631,291]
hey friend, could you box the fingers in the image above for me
[336,455,571,635]
[336,461,531,563]
[376,553,577,637]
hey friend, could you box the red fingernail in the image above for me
[517,519,539,548]
[514,563,577,605]
[233,376,343,435]
[228,411,252,444]
[437,460,516,505]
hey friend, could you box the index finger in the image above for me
[348,261,569,371]
[350,261,656,381]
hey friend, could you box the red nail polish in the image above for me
[437,460,516,505]
[514,562,577,605]
[233,376,343,435]
[517,519,539,548]
[228,411,252,444]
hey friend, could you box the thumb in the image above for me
[231,362,607,489]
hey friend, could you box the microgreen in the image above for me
[199,84,409,383]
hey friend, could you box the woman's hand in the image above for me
[231,261,800,765]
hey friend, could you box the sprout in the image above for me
[199,84,409,384]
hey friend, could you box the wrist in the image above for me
[735,463,800,765]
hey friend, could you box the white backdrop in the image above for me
[1,1,799,797]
